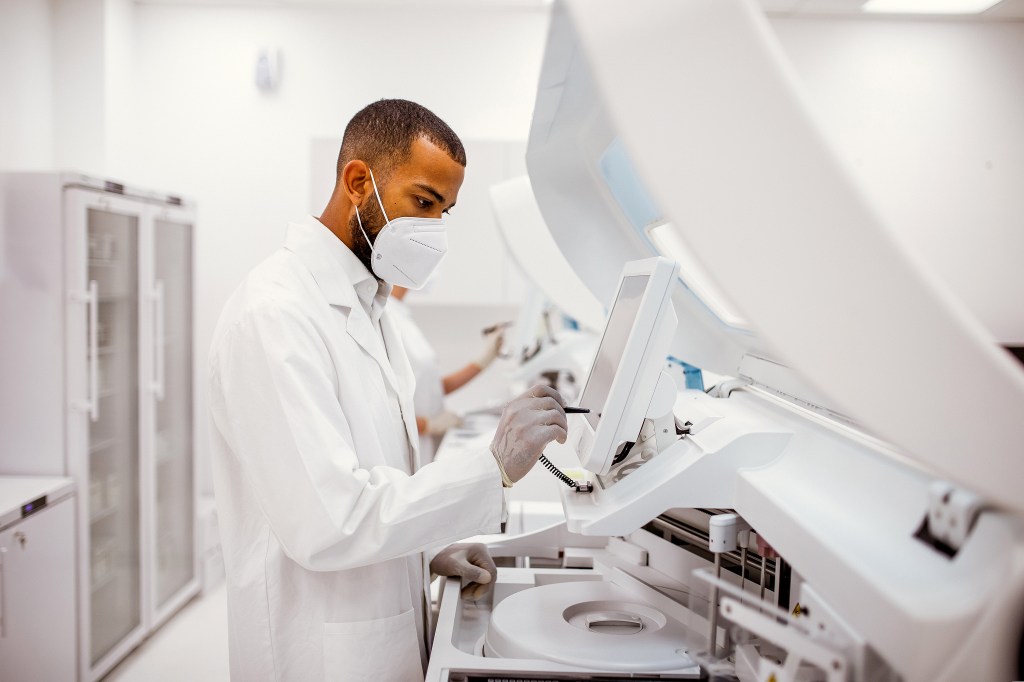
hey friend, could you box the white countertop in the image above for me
[0,476,75,528]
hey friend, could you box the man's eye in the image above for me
[416,197,432,209]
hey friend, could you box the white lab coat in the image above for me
[388,298,445,465]
[208,216,503,682]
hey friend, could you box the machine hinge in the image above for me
[916,480,984,556]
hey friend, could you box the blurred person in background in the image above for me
[389,283,505,464]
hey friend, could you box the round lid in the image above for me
[484,581,694,671]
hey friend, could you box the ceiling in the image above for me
[133,0,1024,19]
[761,0,1024,18]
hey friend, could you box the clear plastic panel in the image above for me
[153,218,194,608]
[86,208,141,664]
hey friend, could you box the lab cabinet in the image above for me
[0,173,199,682]
[0,496,76,681]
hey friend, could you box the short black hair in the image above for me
[337,99,466,181]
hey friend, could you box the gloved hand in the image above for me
[429,542,498,600]
[489,384,567,484]
[474,327,505,370]
[425,410,463,437]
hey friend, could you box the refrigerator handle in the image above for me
[153,280,166,401]
[88,280,100,422]
[1,546,7,638]
[72,281,100,421]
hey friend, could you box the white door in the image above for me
[65,188,148,681]
[0,498,77,682]
[146,203,199,626]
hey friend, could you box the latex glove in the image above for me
[489,384,567,484]
[429,542,498,600]
[425,410,463,437]
[474,328,505,370]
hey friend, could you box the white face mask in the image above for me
[355,168,448,290]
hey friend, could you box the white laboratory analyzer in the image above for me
[425,1,1024,681]
[489,175,604,405]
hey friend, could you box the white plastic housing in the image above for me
[530,0,1024,513]
[574,257,680,475]
[489,175,606,333]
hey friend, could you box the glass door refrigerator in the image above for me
[56,175,197,682]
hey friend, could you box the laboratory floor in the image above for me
[104,584,229,681]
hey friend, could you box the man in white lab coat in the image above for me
[209,99,568,681]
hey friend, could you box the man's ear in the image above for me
[340,160,371,207]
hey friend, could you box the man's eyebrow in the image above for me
[413,183,445,204]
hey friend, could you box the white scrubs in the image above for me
[208,216,504,681]
[389,297,445,465]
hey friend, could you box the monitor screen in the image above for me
[578,274,651,430]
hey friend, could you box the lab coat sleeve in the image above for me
[209,301,504,572]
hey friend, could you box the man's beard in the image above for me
[348,197,387,281]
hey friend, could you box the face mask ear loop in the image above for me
[354,203,375,248]
[368,168,391,224]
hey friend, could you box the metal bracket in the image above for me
[722,597,849,682]
[694,568,851,682]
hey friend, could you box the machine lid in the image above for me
[489,175,606,332]
[528,0,1024,513]
[527,0,785,390]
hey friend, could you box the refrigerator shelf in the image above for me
[88,438,117,454]
[90,569,118,595]
[89,536,119,593]
[90,505,118,524]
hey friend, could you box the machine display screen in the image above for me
[578,275,650,430]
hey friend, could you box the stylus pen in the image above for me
[481,321,514,335]
[564,407,590,414]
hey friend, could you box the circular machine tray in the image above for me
[483,580,693,672]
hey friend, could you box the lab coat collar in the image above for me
[283,217,405,398]
[284,216,391,317]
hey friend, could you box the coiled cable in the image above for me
[539,454,593,493]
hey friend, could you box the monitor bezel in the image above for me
[574,256,680,475]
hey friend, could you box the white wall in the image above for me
[122,3,551,492]
[0,0,135,174]
[769,18,1024,344]
[104,0,137,175]
[0,0,54,170]
[51,0,108,172]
